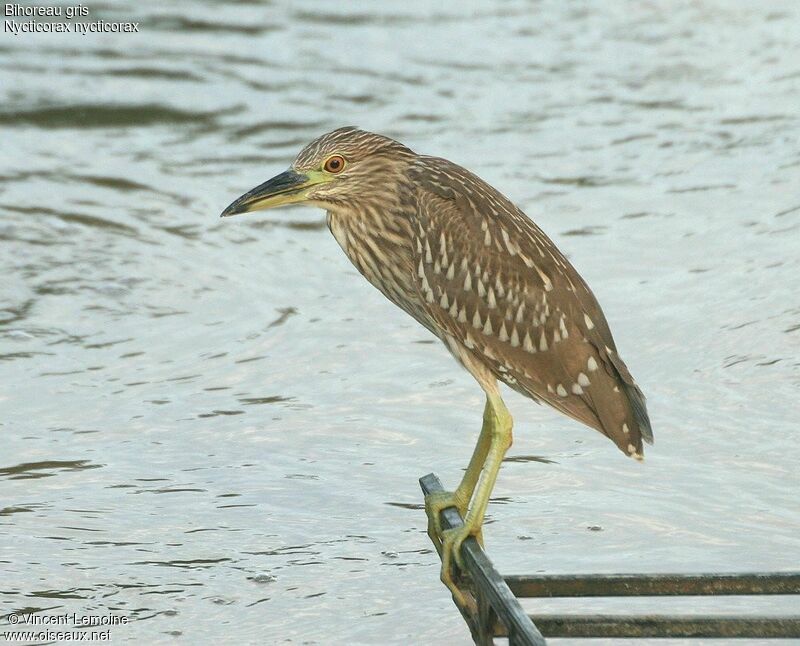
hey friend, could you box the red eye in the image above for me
[324,155,345,173]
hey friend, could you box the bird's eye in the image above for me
[323,155,346,174]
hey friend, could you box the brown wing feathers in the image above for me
[409,157,653,458]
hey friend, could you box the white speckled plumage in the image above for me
[291,127,653,457]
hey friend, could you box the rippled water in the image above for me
[2,2,799,644]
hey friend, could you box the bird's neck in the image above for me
[325,201,420,315]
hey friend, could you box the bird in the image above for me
[220,126,653,605]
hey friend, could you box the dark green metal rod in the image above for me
[419,473,547,646]
[511,615,800,639]
[505,572,800,597]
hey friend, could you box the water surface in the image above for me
[2,2,799,644]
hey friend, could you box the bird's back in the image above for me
[406,155,653,458]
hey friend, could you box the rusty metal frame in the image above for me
[420,472,800,644]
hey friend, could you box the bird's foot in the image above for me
[439,522,483,607]
[425,490,484,606]
[424,489,468,549]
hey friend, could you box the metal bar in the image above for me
[419,473,547,646]
[505,572,800,598]
[496,615,800,639]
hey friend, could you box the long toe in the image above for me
[424,490,468,540]
[439,526,471,607]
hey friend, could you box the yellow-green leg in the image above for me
[425,392,513,605]
[424,398,493,546]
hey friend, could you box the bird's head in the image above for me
[220,126,415,217]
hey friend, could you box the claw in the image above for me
[439,526,468,606]
[425,490,478,604]
[424,489,467,547]
[438,523,483,606]
[425,492,485,606]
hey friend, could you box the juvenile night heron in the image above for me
[221,127,653,603]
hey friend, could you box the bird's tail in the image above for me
[604,350,653,458]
